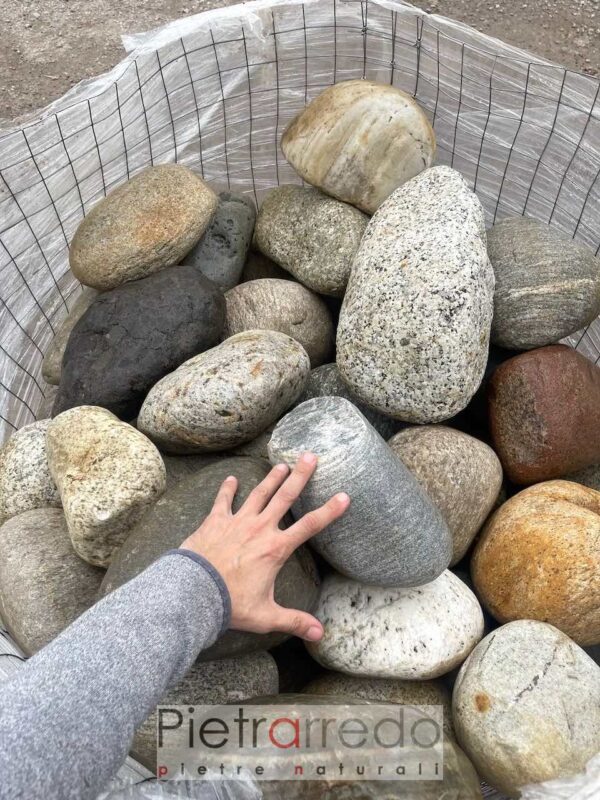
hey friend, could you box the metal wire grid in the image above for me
[2,0,600,445]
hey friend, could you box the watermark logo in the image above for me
[157,703,444,781]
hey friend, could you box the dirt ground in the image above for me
[1,0,600,123]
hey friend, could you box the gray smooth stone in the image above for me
[268,397,452,587]
[181,191,256,291]
[132,651,279,769]
[0,508,104,655]
[42,287,99,385]
[453,620,600,796]
[337,166,494,423]
[162,453,225,490]
[296,363,399,439]
[488,217,600,350]
[564,461,600,490]
[241,250,292,283]
[100,457,320,660]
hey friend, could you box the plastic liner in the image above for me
[1,0,600,797]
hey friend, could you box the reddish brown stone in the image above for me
[488,344,600,484]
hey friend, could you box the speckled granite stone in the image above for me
[132,651,279,769]
[388,425,503,564]
[488,344,600,484]
[453,621,600,796]
[181,191,256,291]
[42,288,99,385]
[253,185,368,296]
[47,406,166,567]
[268,397,451,587]
[0,508,104,655]
[100,457,320,660]
[0,420,61,524]
[488,217,600,350]
[337,166,494,423]
[70,165,218,290]
[224,279,334,366]
[296,363,399,439]
[281,80,436,214]
[472,480,600,645]
[52,266,225,420]
[138,330,310,453]
[307,572,484,679]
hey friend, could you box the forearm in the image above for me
[0,551,230,800]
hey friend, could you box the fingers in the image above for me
[263,452,318,523]
[269,605,324,642]
[211,475,238,515]
[283,491,350,550]
[240,463,290,515]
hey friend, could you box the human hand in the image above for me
[179,452,349,642]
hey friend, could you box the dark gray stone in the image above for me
[268,397,452,587]
[241,250,292,283]
[488,217,600,350]
[53,265,225,420]
[296,363,399,439]
[0,508,104,655]
[181,191,256,291]
[100,457,320,660]
[42,288,99,385]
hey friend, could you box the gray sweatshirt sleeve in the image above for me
[0,549,231,800]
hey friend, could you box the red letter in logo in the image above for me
[269,717,300,749]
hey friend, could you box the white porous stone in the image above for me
[453,620,600,796]
[307,571,484,680]
[337,166,495,423]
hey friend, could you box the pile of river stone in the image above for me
[1,78,600,798]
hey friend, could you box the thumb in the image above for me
[270,605,324,642]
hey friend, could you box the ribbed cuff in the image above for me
[163,549,232,635]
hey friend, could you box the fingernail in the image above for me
[305,625,323,642]
[301,452,317,464]
[336,492,350,505]
[226,476,236,481]
[275,463,289,472]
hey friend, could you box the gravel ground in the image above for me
[0,0,599,123]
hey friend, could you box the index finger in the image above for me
[262,452,318,523]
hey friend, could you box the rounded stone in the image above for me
[241,250,292,283]
[472,480,600,645]
[488,344,600,484]
[52,266,225,420]
[388,425,503,565]
[337,166,494,423]
[296,363,399,439]
[253,185,368,296]
[0,508,104,655]
[42,288,99,385]
[565,461,600,490]
[224,279,334,367]
[47,406,166,567]
[268,397,451,587]
[100,457,320,660]
[0,419,61,524]
[231,424,275,461]
[70,164,218,290]
[281,79,436,214]
[181,191,256,291]
[162,453,225,490]
[453,620,600,796]
[138,330,310,453]
[307,572,484,680]
[488,217,600,350]
[132,651,279,769]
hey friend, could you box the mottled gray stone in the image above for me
[52,266,225,420]
[132,651,279,769]
[224,279,334,367]
[308,572,484,680]
[42,288,99,385]
[241,250,292,283]
[296,363,399,439]
[488,217,600,350]
[337,166,494,423]
[181,191,256,291]
[0,420,61,524]
[100,457,320,660]
[70,164,218,290]
[47,407,166,567]
[564,462,600,490]
[281,79,436,215]
[0,508,104,655]
[453,620,600,796]
[37,384,58,419]
[388,425,503,565]
[268,397,451,587]
[254,185,368,296]
[138,330,310,453]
